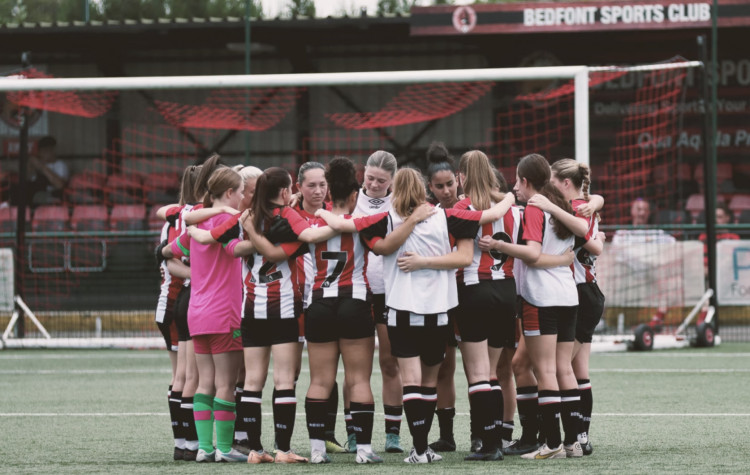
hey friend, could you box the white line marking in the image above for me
[589,368,750,373]
[0,369,172,375]
[596,352,750,358]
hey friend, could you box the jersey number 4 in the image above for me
[321,251,348,288]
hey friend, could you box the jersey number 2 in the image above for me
[321,251,348,288]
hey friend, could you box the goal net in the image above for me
[1,59,734,349]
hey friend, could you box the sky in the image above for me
[264,0,475,18]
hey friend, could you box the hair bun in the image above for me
[426,141,453,165]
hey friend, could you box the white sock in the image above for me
[357,444,373,453]
[175,438,186,449]
[311,439,325,453]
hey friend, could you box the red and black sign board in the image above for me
[411,0,750,36]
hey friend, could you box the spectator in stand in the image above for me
[24,136,69,205]
[698,202,740,275]
[630,197,651,226]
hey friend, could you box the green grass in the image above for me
[1,344,749,474]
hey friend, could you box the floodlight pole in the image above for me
[14,52,32,338]
[244,0,251,163]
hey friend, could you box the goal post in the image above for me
[0,60,722,350]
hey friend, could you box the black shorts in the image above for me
[576,283,605,344]
[174,285,191,342]
[454,279,516,348]
[156,319,178,352]
[241,317,299,347]
[372,293,387,325]
[445,312,458,348]
[305,297,375,343]
[386,313,448,366]
[519,298,577,342]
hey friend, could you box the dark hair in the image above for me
[38,135,56,149]
[717,201,732,218]
[203,167,242,208]
[194,153,225,204]
[517,153,575,240]
[178,164,203,206]
[425,141,455,182]
[494,168,508,193]
[297,161,326,184]
[251,167,292,232]
[326,156,359,205]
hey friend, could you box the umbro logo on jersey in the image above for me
[369,198,385,207]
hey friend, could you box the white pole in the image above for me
[0,66,589,92]
[574,68,590,166]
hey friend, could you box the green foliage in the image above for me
[377,0,418,16]
[0,0,263,23]
[286,0,314,18]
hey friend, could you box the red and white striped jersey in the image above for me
[155,221,185,324]
[516,204,577,307]
[455,197,523,285]
[294,202,331,309]
[571,199,599,285]
[305,213,384,302]
[244,206,310,320]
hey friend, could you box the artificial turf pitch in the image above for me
[1,343,749,474]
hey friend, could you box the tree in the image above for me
[377,0,417,16]
[287,0,314,18]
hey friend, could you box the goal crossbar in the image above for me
[0,62,703,167]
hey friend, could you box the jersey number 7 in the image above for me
[321,251,348,288]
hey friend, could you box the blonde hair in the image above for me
[238,165,263,182]
[460,150,504,211]
[551,158,591,201]
[391,168,426,219]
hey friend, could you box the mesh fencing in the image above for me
[1,62,748,345]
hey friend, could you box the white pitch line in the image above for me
[596,352,750,358]
[589,368,750,373]
[2,412,749,418]
[0,369,172,375]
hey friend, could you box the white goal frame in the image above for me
[0,61,702,349]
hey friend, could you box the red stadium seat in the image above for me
[0,206,30,233]
[106,174,144,205]
[65,171,106,205]
[32,205,69,232]
[110,204,146,231]
[144,172,180,205]
[70,205,109,232]
[148,205,165,231]
[694,163,733,183]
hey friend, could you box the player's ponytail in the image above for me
[251,167,292,232]
[551,158,591,201]
[194,153,225,204]
[178,164,202,206]
[518,153,574,240]
[460,150,504,211]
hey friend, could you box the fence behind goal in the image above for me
[1,61,748,348]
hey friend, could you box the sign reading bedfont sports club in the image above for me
[411,0,750,35]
